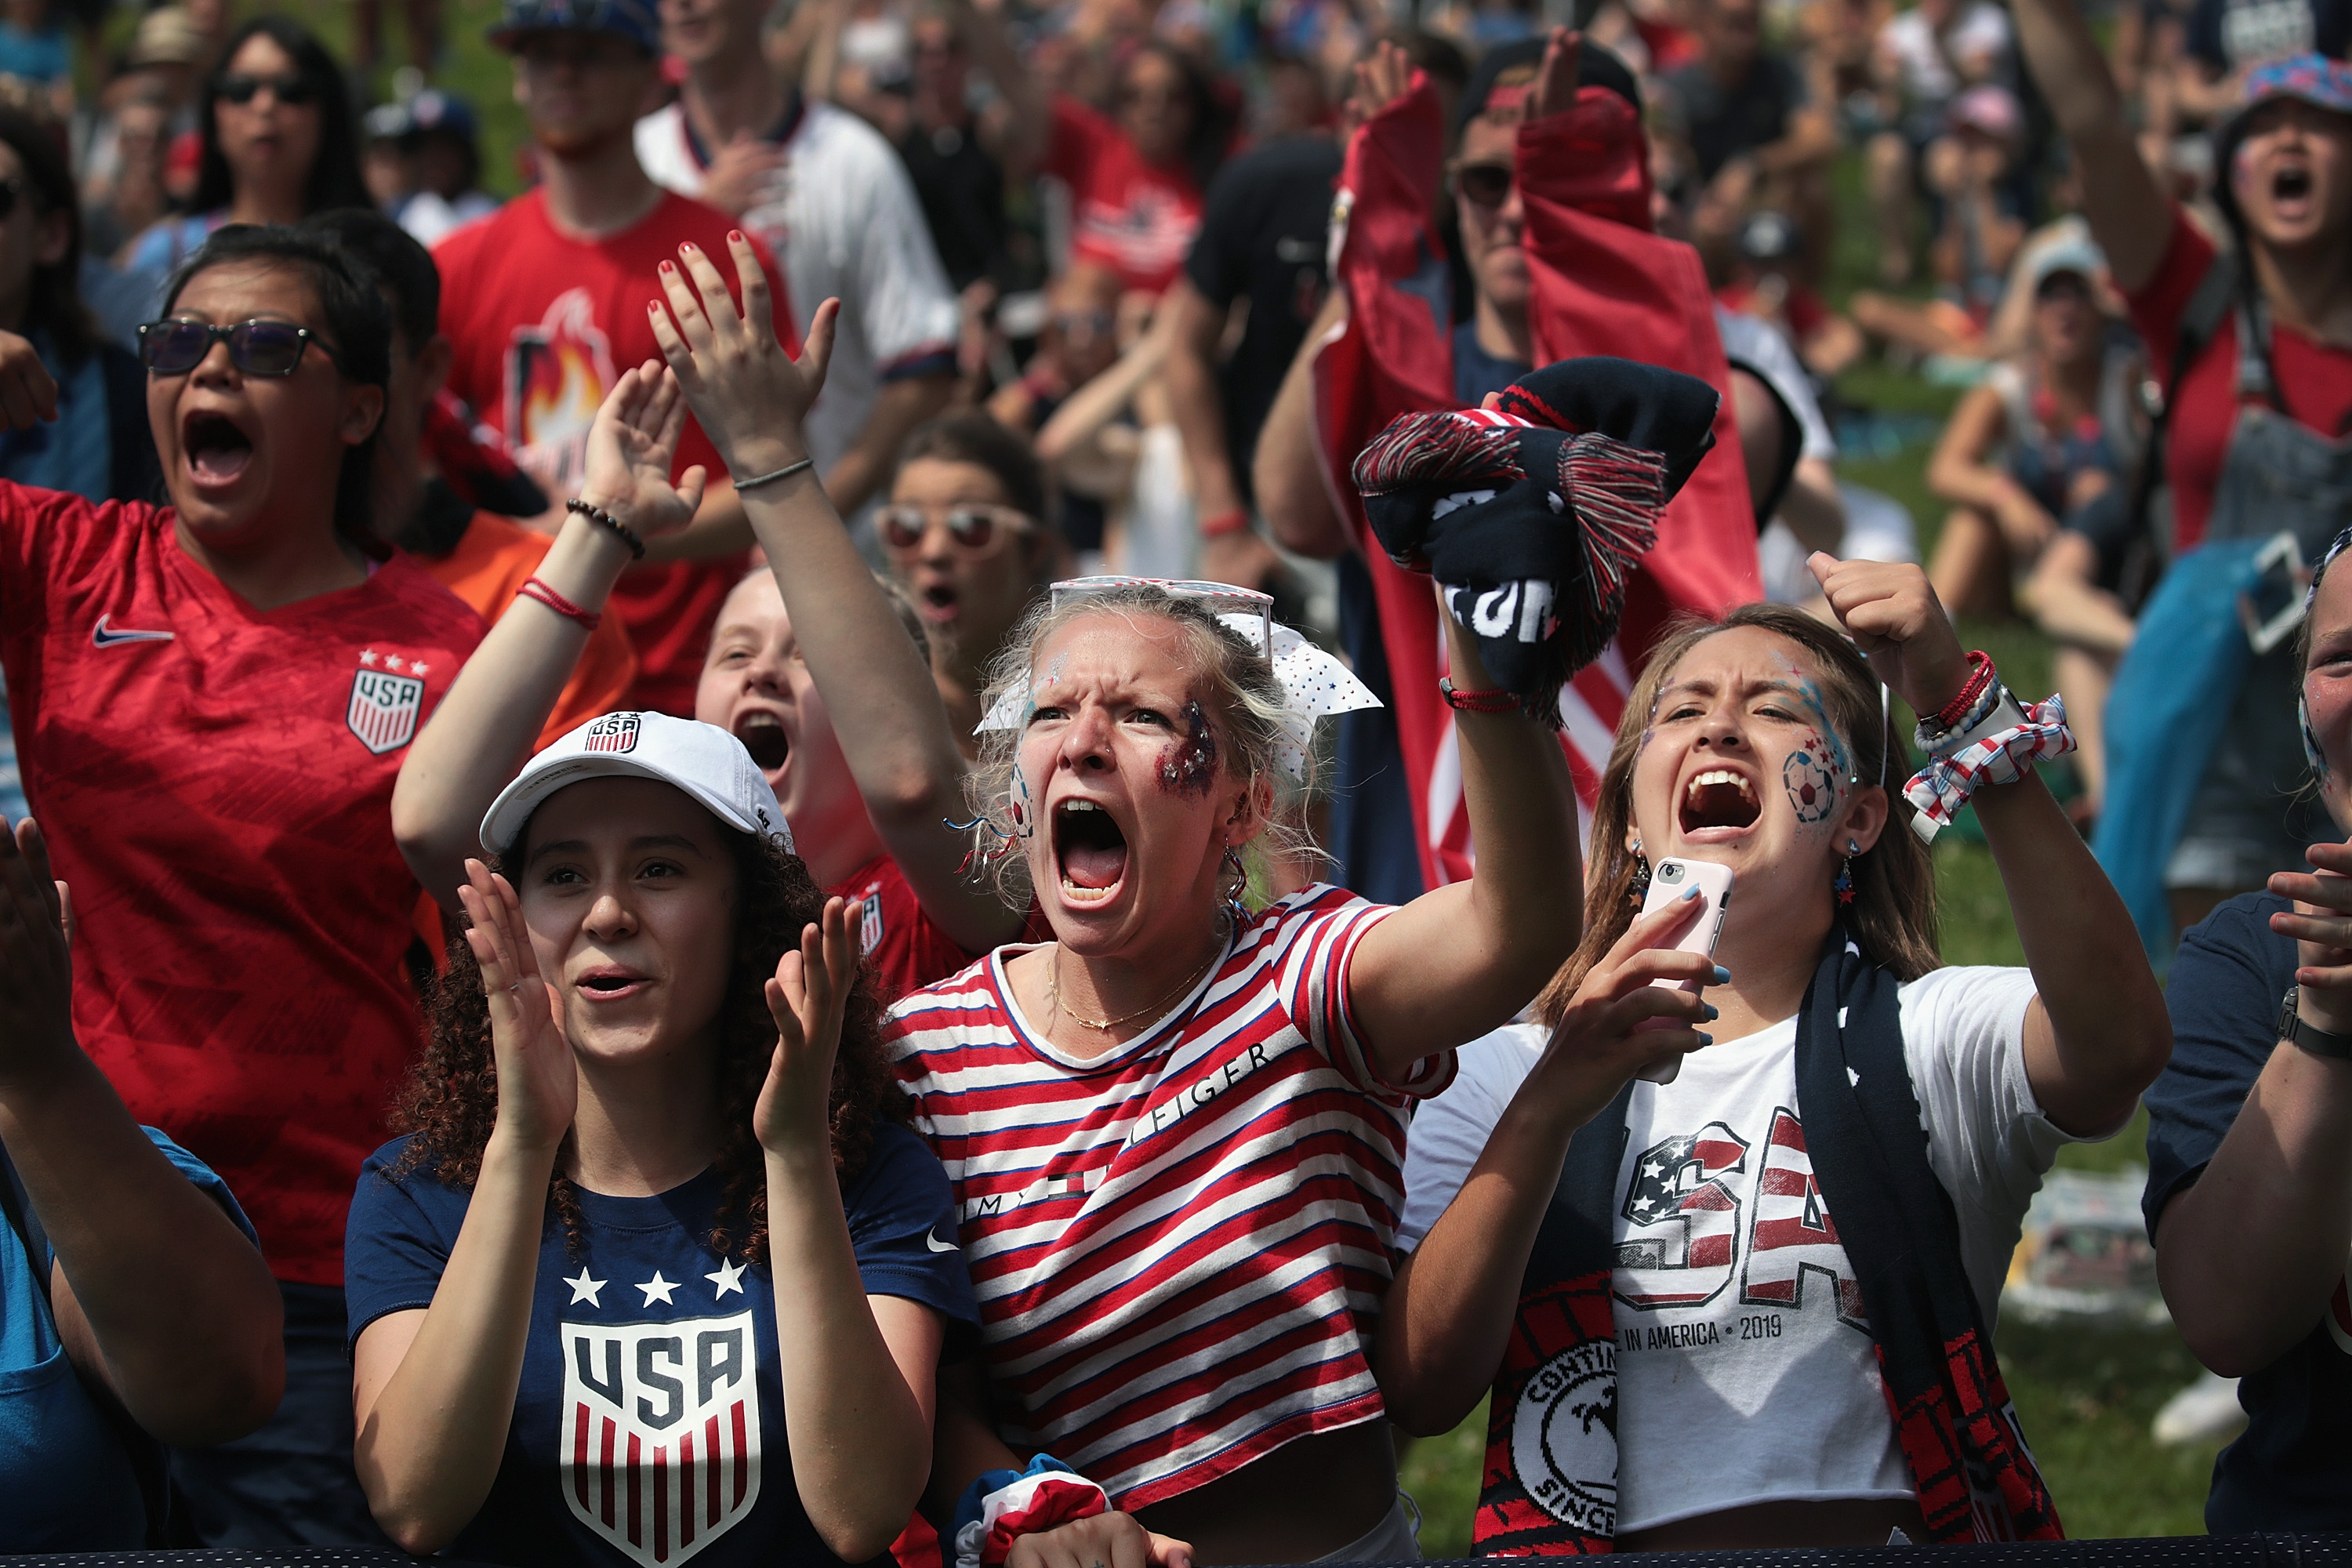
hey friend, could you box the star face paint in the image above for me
[1784,737,1841,827]
[1773,652,1855,783]
[1158,700,1219,798]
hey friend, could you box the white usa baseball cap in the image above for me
[480,712,793,857]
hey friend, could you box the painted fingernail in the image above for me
[659,260,675,273]
[728,229,744,244]
[1682,884,1700,900]
[1697,1033,1714,1047]
[1702,1004,1719,1022]
[1711,966,1731,985]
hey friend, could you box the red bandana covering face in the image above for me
[1312,75,1760,884]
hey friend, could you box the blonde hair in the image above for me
[963,583,1324,909]
[1534,603,1940,1025]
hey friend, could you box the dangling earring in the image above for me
[1833,840,1859,906]
[1628,843,1652,906]
[1221,844,1250,926]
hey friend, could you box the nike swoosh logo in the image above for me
[92,614,175,648]
[924,1228,957,1254]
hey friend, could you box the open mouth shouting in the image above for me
[181,408,256,491]
[731,709,790,775]
[1679,768,1761,840]
[916,579,960,626]
[2271,159,2316,220]
[1054,797,1129,904]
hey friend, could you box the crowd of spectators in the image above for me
[0,0,2342,1554]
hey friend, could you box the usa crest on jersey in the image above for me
[561,1311,762,1566]
[347,668,426,754]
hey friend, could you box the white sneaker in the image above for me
[2152,1369,2247,1446]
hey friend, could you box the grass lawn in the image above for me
[207,1,2222,1541]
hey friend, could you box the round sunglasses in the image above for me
[213,73,316,107]
[138,318,342,378]
[878,503,1034,553]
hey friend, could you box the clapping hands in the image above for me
[579,361,709,543]
[457,858,578,1153]
[753,897,861,1160]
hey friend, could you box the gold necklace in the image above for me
[1047,939,1222,1034]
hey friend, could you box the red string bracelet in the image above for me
[1441,677,1518,713]
[1198,508,1250,539]
[517,576,601,633]
[1933,650,1995,730]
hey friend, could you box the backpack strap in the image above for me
[2117,253,2238,607]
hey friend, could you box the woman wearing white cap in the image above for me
[344,712,979,1565]
[633,245,1579,1563]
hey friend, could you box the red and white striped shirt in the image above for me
[885,886,1453,1509]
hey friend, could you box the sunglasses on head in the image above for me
[214,73,315,106]
[878,503,1032,552]
[138,318,340,377]
[1454,161,1515,208]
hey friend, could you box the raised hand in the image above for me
[456,858,577,1153]
[1806,554,1973,719]
[0,332,57,430]
[1344,38,1414,132]
[0,817,77,1094]
[755,897,861,1159]
[2270,840,2352,1036]
[648,235,837,481]
[578,361,708,540]
[1519,894,1719,1134]
[1524,27,1583,119]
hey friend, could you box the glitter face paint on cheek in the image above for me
[1774,652,1855,782]
[1158,701,1219,798]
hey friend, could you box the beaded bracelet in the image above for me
[1441,677,1519,713]
[566,497,644,560]
[516,576,601,633]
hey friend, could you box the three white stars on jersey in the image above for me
[357,648,430,677]
[564,1262,746,1308]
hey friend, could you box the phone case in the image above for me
[1632,858,1733,1084]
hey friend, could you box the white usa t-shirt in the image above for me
[1399,966,2080,1534]
[635,100,960,479]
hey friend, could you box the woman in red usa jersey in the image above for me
[884,572,1580,1555]
[0,221,485,1545]
[345,713,977,1566]
[1384,568,2171,1552]
[393,238,1029,1003]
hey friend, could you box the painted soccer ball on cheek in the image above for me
[1783,734,1842,828]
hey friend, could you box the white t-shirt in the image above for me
[1399,965,2077,1534]
[1878,3,2013,107]
[635,100,960,478]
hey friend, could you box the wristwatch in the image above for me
[2278,986,2352,1059]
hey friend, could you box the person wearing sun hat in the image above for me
[2014,0,2352,939]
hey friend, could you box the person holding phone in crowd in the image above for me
[1385,564,2169,1551]
[347,710,975,1563]
[0,221,486,1544]
[2145,527,2352,1533]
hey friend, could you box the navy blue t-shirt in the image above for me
[346,1123,978,1568]
[2147,891,2352,1531]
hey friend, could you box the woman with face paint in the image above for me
[1382,557,2170,1552]
[2006,2,2352,932]
[2143,528,2352,1531]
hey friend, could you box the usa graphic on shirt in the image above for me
[560,1303,761,1566]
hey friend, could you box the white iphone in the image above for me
[1633,857,1733,1085]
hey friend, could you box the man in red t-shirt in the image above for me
[434,0,790,717]
[1043,45,1221,296]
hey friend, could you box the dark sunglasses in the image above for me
[1454,162,1515,209]
[214,73,316,106]
[878,503,1032,552]
[138,318,340,377]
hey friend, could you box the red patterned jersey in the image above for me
[434,189,791,715]
[0,488,485,1284]
[833,852,980,1004]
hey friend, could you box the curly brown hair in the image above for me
[390,826,906,1263]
